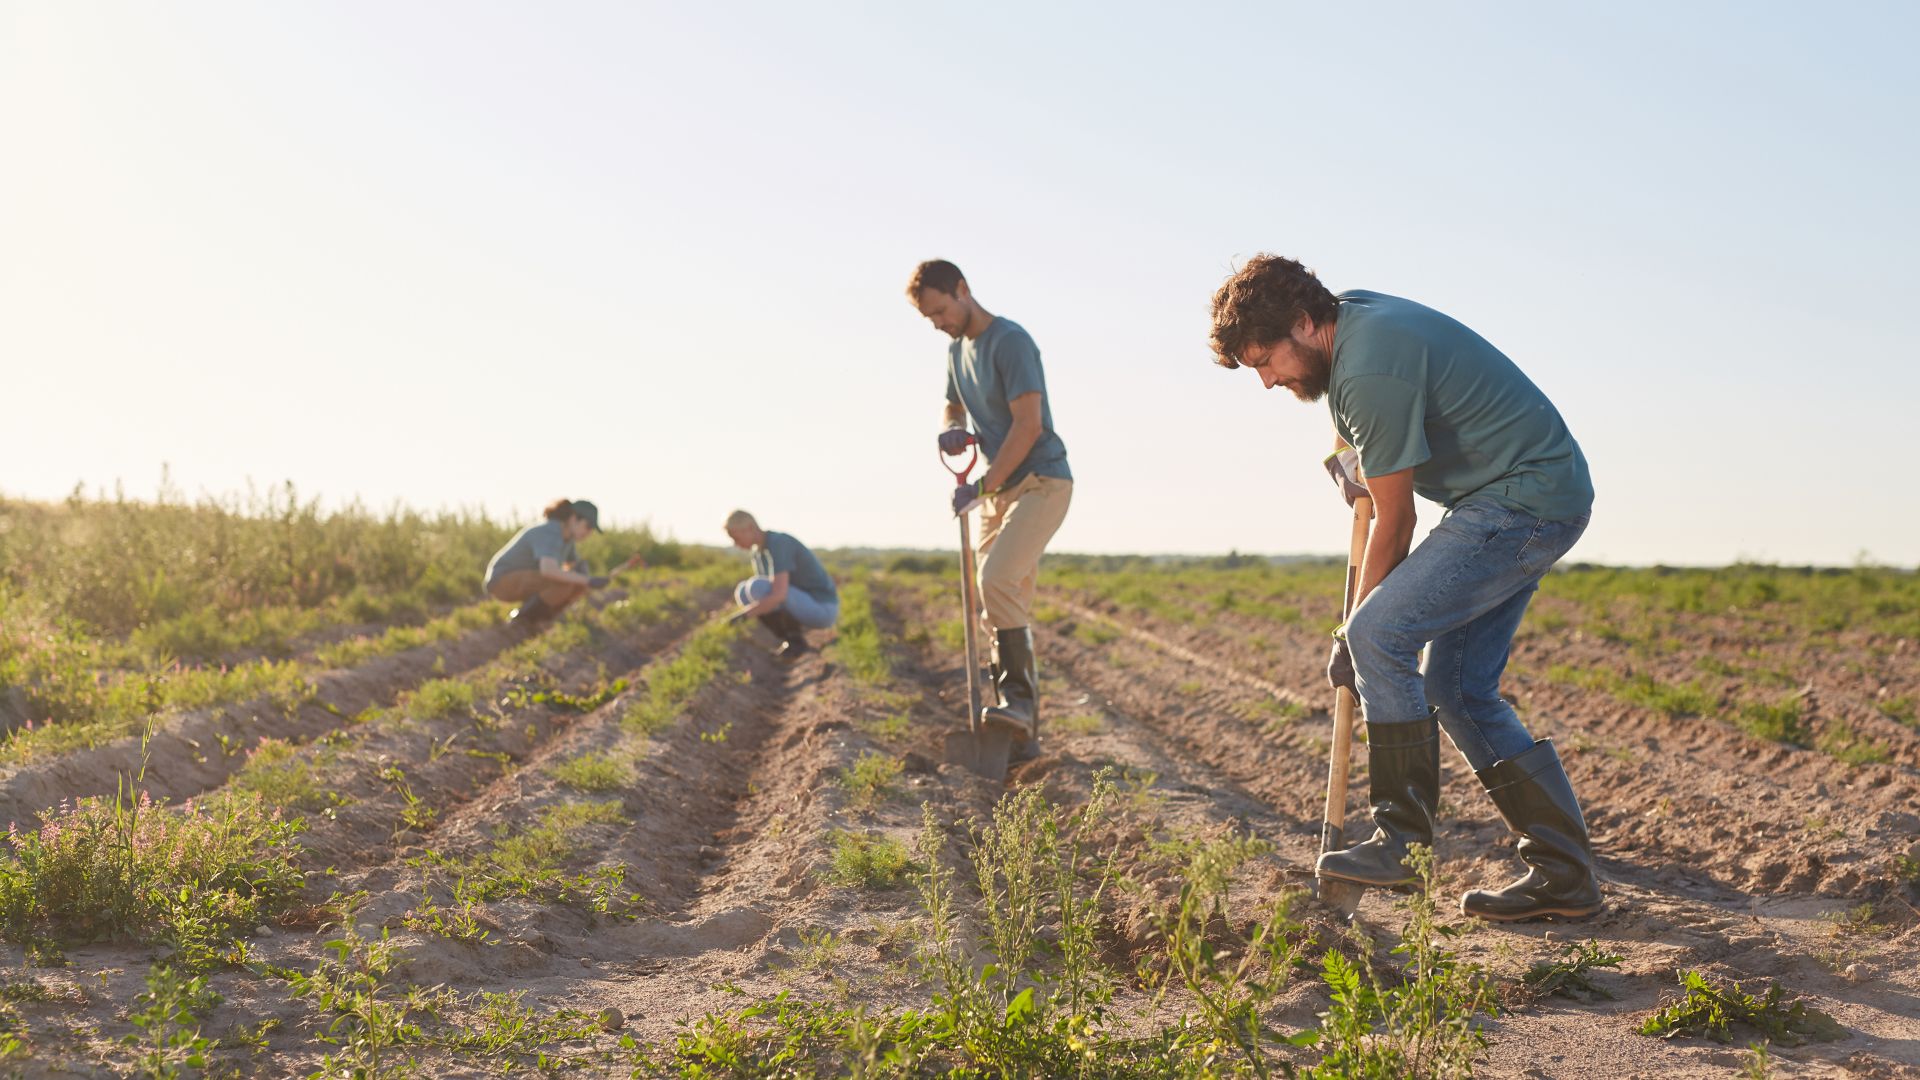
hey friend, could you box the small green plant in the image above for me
[1639,969,1845,1046]
[548,751,630,793]
[123,964,221,1079]
[835,752,903,812]
[1894,852,1920,888]
[229,736,343,813]
[824,831,912,890]
[1741,1040,1776,1079]
[284,909,427,1077]
[405,677,479,720]
[699,721,733,744]
[1295,845,1497,1080]
[1519,939,1624,1000]
[1053,711,1103,735]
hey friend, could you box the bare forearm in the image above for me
[539,558,589,586]
[943,401,966,428]
[1355,508,1415,606]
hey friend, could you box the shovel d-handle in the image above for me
[1321,495,1374,894]
[940,439,979,485]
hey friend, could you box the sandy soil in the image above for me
[1,571,1915,1078]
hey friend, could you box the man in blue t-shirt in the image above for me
[724,510,839,662]
[1209,254,1601,923]
[908,259,1073,761]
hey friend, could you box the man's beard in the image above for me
[1290,342,1333,402]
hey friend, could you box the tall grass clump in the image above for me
[0,790,304,961]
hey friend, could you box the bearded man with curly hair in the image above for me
[1210,256,1602,922]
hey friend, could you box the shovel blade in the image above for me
[1314,822,1365,917]
[943,726,1013,781]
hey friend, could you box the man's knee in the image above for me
[734,577,772,606]
[1347,599,1421,677]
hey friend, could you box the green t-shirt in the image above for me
[484,520,579,586]
[1329,291,1593,521]
[945,317,1072,484]
[752,531,838,605]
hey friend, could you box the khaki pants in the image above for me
[975,473,1072,631]
[486,569,587,611]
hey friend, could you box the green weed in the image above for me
[1519,939,1624,1001]
[835,752,904,812]
[123,964,221,1079]
[623,621,739,736]
[825,831,912,890]
[1639,969,1845,1046]
[228,736,342,813]
[548,751,630,793]
[828,582,892,685]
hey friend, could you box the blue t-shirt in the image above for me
[753,531,837,605]
[484,520,579,586]
[1329,291,1593,521]
[945,317,1071,484]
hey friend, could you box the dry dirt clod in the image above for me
[1844,962,1871,984]
[598,1007,625,1032]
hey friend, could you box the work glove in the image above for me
[586,575,611,589]
[951,480,986,516]
[1324,447,1368,508]
[1326,637,1357,695]
[938,428,974,455]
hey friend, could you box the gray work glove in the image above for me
[938,428,974,455]
[1324,447,1369,507]
[1327,638,1356,694]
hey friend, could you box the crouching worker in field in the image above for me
[485,499,636,626]
[1210,255,1602,922]
[724,510,839,662]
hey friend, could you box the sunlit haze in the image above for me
[4,3,1916,565]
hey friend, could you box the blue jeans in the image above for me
[734,577,840,629]
[1346,497,1589,773]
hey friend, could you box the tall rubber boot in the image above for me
[1461,740,1604,921]
[758,610,811,662]
[982,627,1039,760]
[1315,715,1440,888]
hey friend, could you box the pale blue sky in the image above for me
[3,2,1916,564]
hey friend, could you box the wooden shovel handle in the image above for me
[1323,495,1374,851]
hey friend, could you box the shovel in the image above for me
[1317,492,1374,917]
[939,438,1012,780]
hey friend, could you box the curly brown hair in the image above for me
[1208,254,1339,367]
[906,259,965,299]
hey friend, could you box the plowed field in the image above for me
[2,558,1917,1079]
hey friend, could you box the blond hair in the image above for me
[724,509,758,531]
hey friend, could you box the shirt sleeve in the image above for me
[1338,374,1431,478]
[996,329,1046,401]
[528,525,566,563]
[767,535,796,575]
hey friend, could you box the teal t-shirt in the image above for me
[1329,291,1592,521]
[485,520,578,586]
[753,531,838,605]
[946,317,1071,484]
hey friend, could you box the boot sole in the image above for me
[1465,902,1606,923]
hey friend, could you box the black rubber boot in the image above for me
[1315,716,1440,888]
[758,609,810,662]
[982,627,1039,759]
[1461,740,1604,921]
[509,595,553,627]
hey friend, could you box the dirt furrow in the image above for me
[0,616,526,832]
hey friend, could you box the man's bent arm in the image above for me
[1354,469,1416,607]
[977,392,1044,493]
[943,401,967,430]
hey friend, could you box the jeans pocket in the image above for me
[1516,516,1585,576]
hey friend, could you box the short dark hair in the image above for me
[906,259,965,299]
[1208,254,1339,367]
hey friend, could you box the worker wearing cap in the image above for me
[484,498,630,625]
[724,510,839,661]
[907,259,1073,761]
